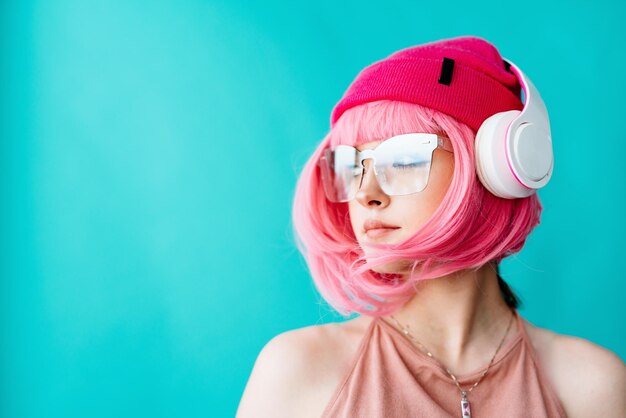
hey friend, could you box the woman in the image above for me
[237,36,626,418]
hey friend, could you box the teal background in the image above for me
[2,0,625,417]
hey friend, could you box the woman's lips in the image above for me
[365,227,400,238]
[363,219,401,238]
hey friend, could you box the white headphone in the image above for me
[474,59,553,199]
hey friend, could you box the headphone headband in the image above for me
[503,59,551,138]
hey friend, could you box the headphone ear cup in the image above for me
[475,110,534,199]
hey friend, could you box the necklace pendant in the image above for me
[460,392,471,418]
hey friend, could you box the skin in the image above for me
[237,140,626,418]
[348,140,454,273]
[348,140,515,371]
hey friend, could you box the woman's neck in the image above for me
[382,263,516,376]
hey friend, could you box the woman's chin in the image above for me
[360,244,414,275]
[368,259,412,275]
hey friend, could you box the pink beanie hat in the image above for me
[330,36,524,133]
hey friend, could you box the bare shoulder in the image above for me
[523,319,626,418]
[236,316,373,418]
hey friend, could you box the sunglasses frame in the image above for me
[319,133,453,202]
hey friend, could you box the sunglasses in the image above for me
[319,133,453,203]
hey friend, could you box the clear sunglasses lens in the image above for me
[319,146,362,202]
[375,136,434,195]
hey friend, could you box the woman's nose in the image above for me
[355,159,391,208]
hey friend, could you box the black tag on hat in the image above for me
[438,57,455,86]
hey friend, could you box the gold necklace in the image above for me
[388,310,515,418]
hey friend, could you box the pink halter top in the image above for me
[322,308,567,417]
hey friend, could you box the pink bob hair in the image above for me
[292,100,542,317]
